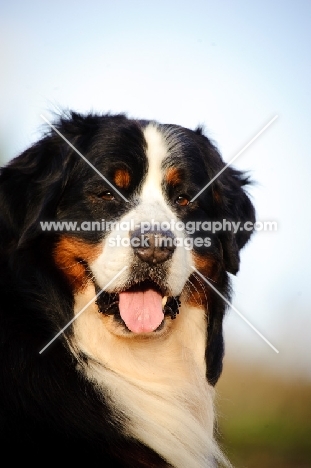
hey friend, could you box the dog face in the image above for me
[0,112,255,386]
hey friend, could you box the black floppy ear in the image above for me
[193,128,256,385]
[203,170,255,385]
[0,133,74,250]
[194,127,256,275]
[213,166,256,275]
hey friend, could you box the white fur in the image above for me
[73,287,229,467]
[74,124,230,467]
[141,124,168,200]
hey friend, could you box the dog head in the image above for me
[0,112,255,385]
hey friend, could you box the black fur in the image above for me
[0,112,255,465]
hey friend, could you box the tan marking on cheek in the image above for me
[165,167,182,186]
[192,253,221,275]
[113,169,131,189]
[186,252,223,308]
[53,236,101,291]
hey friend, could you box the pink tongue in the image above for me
[118,288,164,334]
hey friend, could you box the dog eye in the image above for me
[100,191,115,201]
[175,195,190,206]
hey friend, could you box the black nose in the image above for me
[130,228,176,265]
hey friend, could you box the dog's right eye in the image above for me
[175,195,190,206]
[100,191,115,201]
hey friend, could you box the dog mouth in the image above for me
[95,279,181,334]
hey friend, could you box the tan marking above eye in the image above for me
[113,169,131,189]
[165,167,182,186]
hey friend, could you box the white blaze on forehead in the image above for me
[142,124,168,199]
[90,122,193,296]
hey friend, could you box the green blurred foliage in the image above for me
[216,360,311,468]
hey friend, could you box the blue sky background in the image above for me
[1,1,311,378]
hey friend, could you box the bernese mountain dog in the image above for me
[0,112,255,467]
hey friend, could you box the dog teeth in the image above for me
[162,296,168,307]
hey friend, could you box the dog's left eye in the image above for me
[100,191,115,201]
[175,195,190,206]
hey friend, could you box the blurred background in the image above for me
[1,1,310,466]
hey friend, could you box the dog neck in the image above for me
[71,284,227,467]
